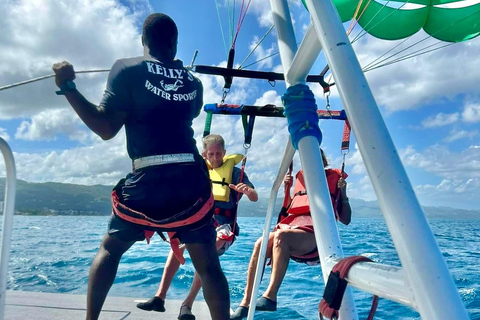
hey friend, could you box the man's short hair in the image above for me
[142,13,178,52]
[203,134,225,150]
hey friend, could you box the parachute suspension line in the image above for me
[346,0,370,35]
[232,0,252,48]
[319,0,369,92]
[351,0,409,43]
[362,7,480,72]
[362,35,414,71]
[237,0,296,70]
[364,42,455,72]
[214,0,229,59]
[0,69,110,92]
[227,0,235,45]
[238,24,275,69]
[241,51,280,69]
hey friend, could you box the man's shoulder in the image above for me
[115,56,145,68]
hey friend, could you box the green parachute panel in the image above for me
[301,0,480,42]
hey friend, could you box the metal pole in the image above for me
[304,0,469,318]
[247,141,295,320]
[0,138,17,320]
[297,137,358,320]
[258,1,359,319]
[286,24,322,85]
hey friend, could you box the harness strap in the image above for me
[211,179,229,187]
[319,256,379,320]
[111,191,214,229]
[112,191,213,265]
[145,231,186,265]
[277,162,293,224]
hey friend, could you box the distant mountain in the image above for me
[0,178,112,216]
[1,178,479,219]
[237,196,480,220]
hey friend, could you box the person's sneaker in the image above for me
[136,296,166,312]
[230,306,249,320]
[255,296,277,311]
[178,305,196,320]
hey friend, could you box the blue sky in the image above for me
[0,0,479,210]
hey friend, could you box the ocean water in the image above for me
[4,216,480,319]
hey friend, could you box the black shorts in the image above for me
[118,163,211,221]
[109,162,215,244]
[108,212,216,245]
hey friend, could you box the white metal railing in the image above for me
[0,138,16,320]
[247,0,470,319]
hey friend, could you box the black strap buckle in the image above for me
[323,271,348,310]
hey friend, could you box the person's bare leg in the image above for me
[262,229,316,302]
[182,271,202,308]
[238,232,275,307]
[182,239,228,308]
[156,248,184,299]
[137,247,185,312]
[86,233,134,320]
[186,242,229,320]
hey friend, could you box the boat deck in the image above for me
[5,290,211,319]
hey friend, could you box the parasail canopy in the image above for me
[302,0,480,42]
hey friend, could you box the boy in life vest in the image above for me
[53,13,230,320]
[230,149,351,320]
[137,134,258,320]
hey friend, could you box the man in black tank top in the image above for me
[53,13,229,320]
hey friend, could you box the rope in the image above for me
[364,42,454,72]
[0,69,109,92]
[360,6,480,72]
[214,0,229,59]
[232,0,252,48]
[350,0,405,44]
[238,24,275,69]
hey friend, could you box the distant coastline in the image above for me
[1,178,479,219]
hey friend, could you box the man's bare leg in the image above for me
[86,233,134,320]
[262,229,316,302]
[186,242,230,320]
[182,239,228,308]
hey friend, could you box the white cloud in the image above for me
[402,144,480,180]
[0,128,10,141]
[0,0,144,119]
[248,37,276,70]
[0,131,130,185]
[421,112,459,128]
[462,103,480,123]
[15,108,91,142]
[443,129,478,143]
[352,31,480,112]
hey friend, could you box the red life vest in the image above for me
[286,169,347,216]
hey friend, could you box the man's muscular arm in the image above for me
[53,61,126,140]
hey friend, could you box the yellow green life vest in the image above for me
[208,154,243,202]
